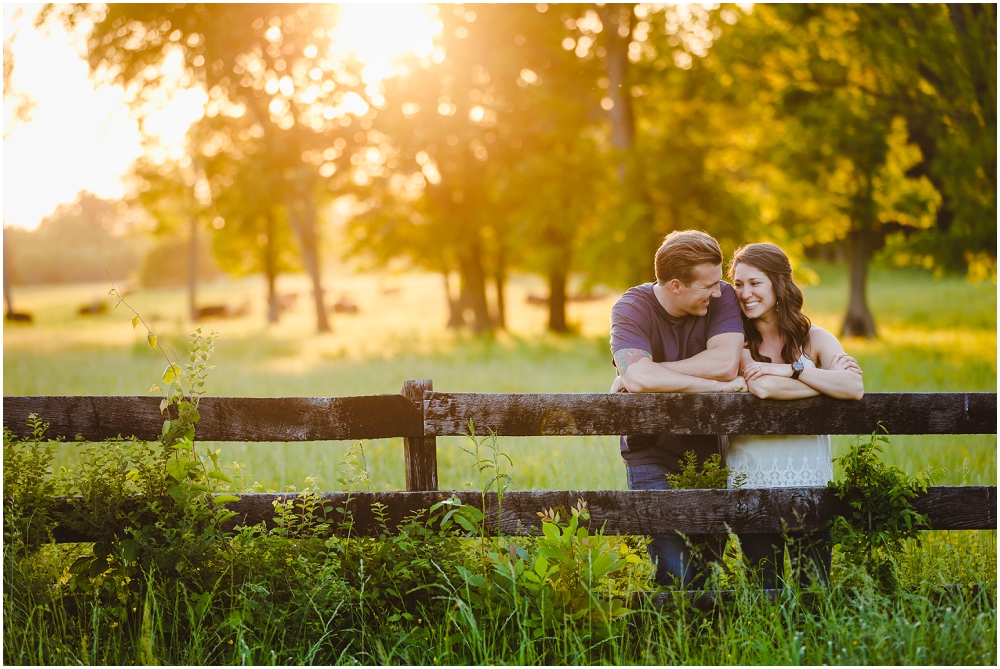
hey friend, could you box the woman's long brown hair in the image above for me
[728,243,812,364]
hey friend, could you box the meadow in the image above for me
[3,264,997,665]
[3,264,996,492]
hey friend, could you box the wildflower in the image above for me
[228,639,234,645]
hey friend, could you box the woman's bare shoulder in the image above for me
[806,325,847,363]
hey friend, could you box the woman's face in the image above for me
[733,262,776,320]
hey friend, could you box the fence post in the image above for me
[401,378,437,491]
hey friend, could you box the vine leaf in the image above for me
[132,315,140,330]
[162,364,181,384]
[147,334,158,350]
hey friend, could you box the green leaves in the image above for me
[162,364,181,384]
[829,424,932,592]
[667,451,737,489]
[147,333,158,350]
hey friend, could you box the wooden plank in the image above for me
[401,379,437,491]
[2,395,423,442]
[46,486,995,542]
[424,392,998,437]
[6,392,995,442]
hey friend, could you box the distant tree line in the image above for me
[42,3,995,338]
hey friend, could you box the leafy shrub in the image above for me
[474,499,640,640]
[829,425,934,592]
[667,451,746,490]
[3,415,58,556]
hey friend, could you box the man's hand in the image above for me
[724,376,748,393]
[610,375,628,393]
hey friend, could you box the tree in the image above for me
[684,4,947,337]
[129,157,216,319]
[575,4,759,289]
[3,7,35,317]
[53,3,378,333]
[855,4,996,279]
[352,4,603,333]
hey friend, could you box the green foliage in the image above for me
[829,425,935,592]
[3,193,144,286]
[2,415,58,555]
[667,451,746,490]
[477,499,640,641]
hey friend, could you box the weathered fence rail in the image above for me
[5,391,994,442]
[5,385,997,543]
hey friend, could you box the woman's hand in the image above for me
[827,352,863,375]
[742,361,792,381]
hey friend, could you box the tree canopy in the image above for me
[53,3,996,336]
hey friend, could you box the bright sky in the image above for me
[3,3,437,230]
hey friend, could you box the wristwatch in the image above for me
[790,360,805,380]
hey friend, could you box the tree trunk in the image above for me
[288,189,331,334]
[458,249,492,334]
[599,3,636,152]
[841,229,879,339]
[188,216,198,321]
[3,228,14,316]
[444,271,465,329]
[265,212,279,324]
[548,266,569,333]
[493,269,506,330]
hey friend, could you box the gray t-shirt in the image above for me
[609,281,743,472]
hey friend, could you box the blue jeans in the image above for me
[626,463,724,589]
[739,531,832,590]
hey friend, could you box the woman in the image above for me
[727,243,864,589]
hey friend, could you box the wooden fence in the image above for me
[3,383,996,543]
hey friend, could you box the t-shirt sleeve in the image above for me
[707,283,745,340]
[610,296,652,354]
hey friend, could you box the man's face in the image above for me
[673,263,723,317]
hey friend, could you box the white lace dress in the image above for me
[727,355,833,489]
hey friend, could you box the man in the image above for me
[609,229,746,589]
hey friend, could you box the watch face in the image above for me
[792,361,805,371]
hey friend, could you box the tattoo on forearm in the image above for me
[614,348,652,375]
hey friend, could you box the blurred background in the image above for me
[3,3,995,492]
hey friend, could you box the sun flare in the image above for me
[330,3,439,75]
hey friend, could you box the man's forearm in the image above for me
[622,361,740,393]
[660,346,740,381]
[656,332,743,381]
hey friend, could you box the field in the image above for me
[3,264,997,665]
[4,264,996,491]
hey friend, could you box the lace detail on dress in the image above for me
[727,435,833,488]
[727,354,832,489]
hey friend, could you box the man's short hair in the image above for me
[654,230,723,285]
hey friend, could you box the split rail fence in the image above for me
[4,382,996,545]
